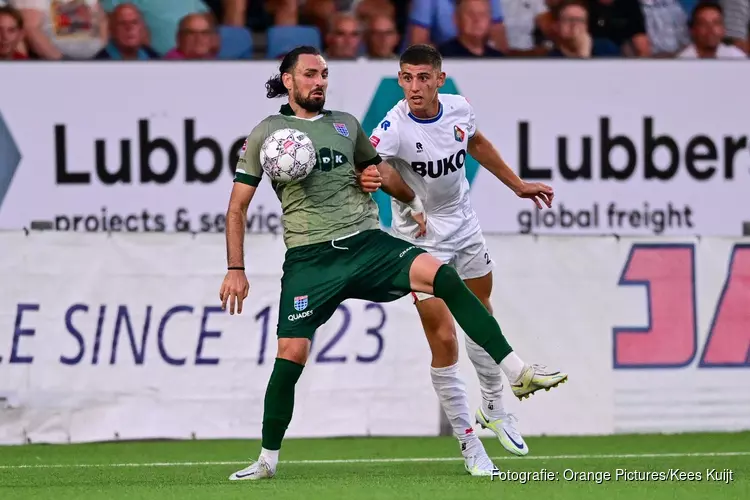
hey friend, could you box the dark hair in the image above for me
[0,5,24,29]
[399,44,442,70]
[553,0,588,20]
[689,1,722,28]
[265,45,322,99]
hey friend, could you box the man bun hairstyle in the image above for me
[399,44,443,70]
[265,45,322,99]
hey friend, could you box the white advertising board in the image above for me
[1,61,748,236]
[1,232,748,444]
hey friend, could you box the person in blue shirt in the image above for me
[408,0,509,52]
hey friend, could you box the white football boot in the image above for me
[462,437,498,476]
[511,364,568,400]
[475,409,528,456]
[229,457,275,481]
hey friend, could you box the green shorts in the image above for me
[276,229,426,339]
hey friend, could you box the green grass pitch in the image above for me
[1,432,748,499]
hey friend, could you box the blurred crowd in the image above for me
[1,0,748,61]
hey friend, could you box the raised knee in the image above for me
[276,338,310,365]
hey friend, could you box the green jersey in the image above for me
[235,104,383,249]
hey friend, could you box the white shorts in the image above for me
[411,228,493,302]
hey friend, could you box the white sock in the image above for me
[260,448,279,470]
[430,363,476,447]
[465,334,505,421]
[499,351,526,383]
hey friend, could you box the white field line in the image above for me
[1,451,748,470]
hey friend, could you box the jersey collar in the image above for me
[408,102,443,124]
[279,103,332,117]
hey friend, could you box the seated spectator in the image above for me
[549,0,621,57]
[586,0,650,56]
[95,2,157,59]
[0,5,26,59]
[439,0,504,57]
[364,13,400,58]
[324,12,361,59]
[164,12,216,59]
[11,0,107,59]
[354,0,395,28]
[408,0,509,52]
[640,0,690,56]
[300,0,392,37]
[202,0,294,32]
[100,0,209,56]
[720,0,749,53]
[678,1,747,57]
[501,0,554,55]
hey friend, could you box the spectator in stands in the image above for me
[549,0,621,57]
[640,0,690,56]
[678,1,747,57]
[11,0,107,59]
[0,5,26,59]
[354,0,396,28]
[585,0,650,56]
[100,0,210,56]
[364,13,399,58]
[720,0,749,53]
[324,12,361,59]
[299,0,393,37]
[408,0,509,52]
[95,3,157,59]
[501,0,554,55]
[164,12,216,59]
[438,0,504,57]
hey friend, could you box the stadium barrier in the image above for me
[1,61,749,237]
[1,232,748,445]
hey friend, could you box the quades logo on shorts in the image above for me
[399,246,416,258]
[288,310,314,322]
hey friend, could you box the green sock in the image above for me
[261,357,304,450]
[433,265,513,363]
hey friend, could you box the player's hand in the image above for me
[515,181,554,210]
[356,165,382,193]
[219,270,250,315]
[411,211,427,238]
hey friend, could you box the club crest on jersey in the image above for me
[454,125,465,142]
[240,139,247,154]
[293,295,309,311]
[333,123,349,137]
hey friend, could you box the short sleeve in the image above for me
[489,0,504,23]
[623,0,647,38]
[465,99,477,139]
[354,119,382,168]
[408,0,434,28]
[234,122,266,187]
[721,0,750,40]
[369,115,401,159]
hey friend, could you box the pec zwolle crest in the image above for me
[333,123,349,137]
[294,295,309,311]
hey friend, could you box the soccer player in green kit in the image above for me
[219,46,563,481]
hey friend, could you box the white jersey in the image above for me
[369,94,479,245]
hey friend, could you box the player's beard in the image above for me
[293,87,326,113]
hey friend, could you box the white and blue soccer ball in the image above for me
[259,128,317,183]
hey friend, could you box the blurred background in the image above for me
[1,0,749,448]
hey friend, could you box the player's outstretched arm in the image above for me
[220,182,257,315]
[468,131,554,209]
[369,161,427,237]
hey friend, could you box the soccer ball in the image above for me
[259,128,317,183]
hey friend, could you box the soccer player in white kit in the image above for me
[362,44,568,476]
